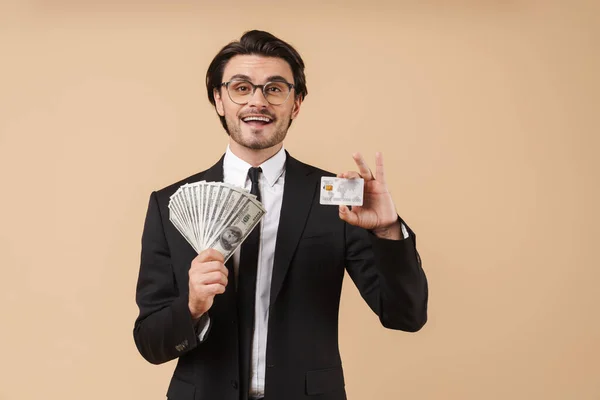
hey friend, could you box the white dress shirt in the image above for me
[197,145,407,398]
[223,145,286,398]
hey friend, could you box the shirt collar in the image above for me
[223,145,287,188]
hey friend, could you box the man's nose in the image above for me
[247,87,269,107]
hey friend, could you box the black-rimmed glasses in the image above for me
[221,80,295,106]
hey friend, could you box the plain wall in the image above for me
[1,0,598,399]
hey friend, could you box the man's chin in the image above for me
[233,136,282,151]
[243,140,275,151]
[228,123,287,151]
[236,133,274,148]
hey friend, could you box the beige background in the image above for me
[1,0,599,399]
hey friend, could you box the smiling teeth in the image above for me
[243,116,271,122]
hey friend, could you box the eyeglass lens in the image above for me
[227,80,291,105]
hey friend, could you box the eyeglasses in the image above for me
[221,80,295,106]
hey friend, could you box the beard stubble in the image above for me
[224,110,292,150]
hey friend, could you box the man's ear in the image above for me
[214,88,225,116]
[290,96,302,120]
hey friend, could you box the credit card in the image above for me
[319,177,364,206]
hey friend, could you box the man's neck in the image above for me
[228,140,283,167]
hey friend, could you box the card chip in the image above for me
[324,184,333,191]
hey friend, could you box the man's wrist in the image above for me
[372,220,402,240]
[189,301,204,321]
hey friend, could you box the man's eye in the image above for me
[236,85,250,92]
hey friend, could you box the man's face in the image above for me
[214,55,302,150]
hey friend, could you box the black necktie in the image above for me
[238,167,261,397]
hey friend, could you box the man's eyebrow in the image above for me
[226,74,293,84]
[265,75,293,84]
[227,74,252,81]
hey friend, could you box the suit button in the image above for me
[231,380,238,390]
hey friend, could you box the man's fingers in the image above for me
[352,152,374,181]
[205,283,226,296]
[190,260,228,277]
[190,269,228,287]
[338,205,360,225]
[338,171,361,180]
[195,248,225,264]
[375,152,386,184]
[194,271,228,286]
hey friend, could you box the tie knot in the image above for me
[248,167,262,185]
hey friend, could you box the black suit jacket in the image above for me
[134,153,428,400]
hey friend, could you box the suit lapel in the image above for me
[202,154,225,183]
[269,153,318,307]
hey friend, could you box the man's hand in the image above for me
[188,249,229,319]
[338,152,402,240]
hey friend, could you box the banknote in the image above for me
[168,181,266,260]
[205,186,246,247]
[206,197,265,262]
[319,177,364,206]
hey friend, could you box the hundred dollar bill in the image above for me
[182,184,200,248]
[190,183,202,248]
[202,183,219,247]
[169,195,200,253]
[206,197,265,262]
[205,184,226,246]
[171,187,195,243]
[319,177,364,206]
[205,185,246,248]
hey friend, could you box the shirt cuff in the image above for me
[194,313,211,343]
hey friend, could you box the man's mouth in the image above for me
[241,115,274,127]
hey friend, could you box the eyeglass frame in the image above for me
[220,79,296,105]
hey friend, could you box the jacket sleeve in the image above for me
[344,217,428,332]
[133,191,200,364]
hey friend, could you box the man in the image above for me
[134,30,428,400]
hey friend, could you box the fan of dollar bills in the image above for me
[168,181,266,262]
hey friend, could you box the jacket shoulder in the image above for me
[287,155,336,178]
